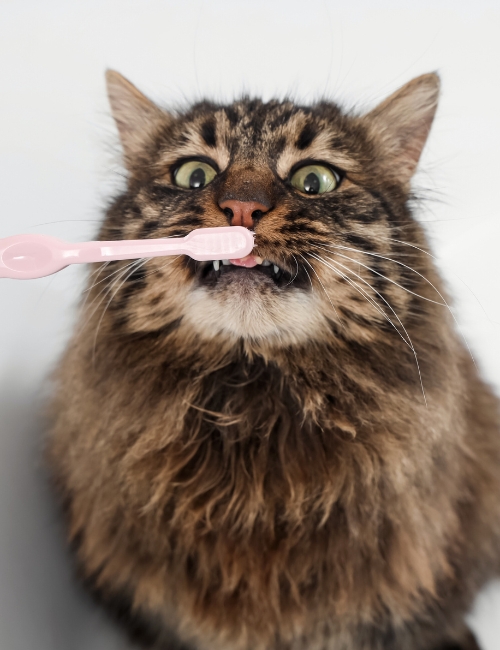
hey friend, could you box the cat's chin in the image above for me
[182,282,328,345]
[212,265,278,291]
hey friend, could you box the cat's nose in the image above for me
[219,200,270,228]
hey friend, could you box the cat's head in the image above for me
[97,71,439,351]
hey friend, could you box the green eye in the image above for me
[290,164,339,195]
[174,160,217,189]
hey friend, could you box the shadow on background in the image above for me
[0,381,133,650]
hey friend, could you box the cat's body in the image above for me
[47,71,500,650]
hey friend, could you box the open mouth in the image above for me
[185,253,309,289]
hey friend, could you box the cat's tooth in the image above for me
[261,260,271,266]
[254,256,263,265]
[213,260,220,272]
[273,265,280,275]
[222,259,230,265]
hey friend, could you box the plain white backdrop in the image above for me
[1,1,500,648]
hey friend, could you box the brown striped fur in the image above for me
[46,71,499,650]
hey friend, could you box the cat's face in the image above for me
[98,72,439,349]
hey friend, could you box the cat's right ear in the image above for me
[362,73,440,186]
[105,70,168,169]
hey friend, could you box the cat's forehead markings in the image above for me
[276,126,362,178]
[157,117,230,171]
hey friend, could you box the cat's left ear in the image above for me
[106,70,169,170]
[363,73,440,184]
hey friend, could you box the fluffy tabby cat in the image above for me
[47,70,500,650]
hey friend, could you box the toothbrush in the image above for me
[0,226,254,280]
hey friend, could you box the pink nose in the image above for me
[219,200,269,228]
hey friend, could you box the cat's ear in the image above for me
[363,73,440,184]
[105,70,168,169]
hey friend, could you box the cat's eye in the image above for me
[290,164,339,196]
[174,160,217,189]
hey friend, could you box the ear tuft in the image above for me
[105,70,166,168]
[364,73,440,184]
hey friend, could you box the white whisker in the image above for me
[302,263,314,292]
[308,252,427,405]
[312,241,477,368]
[83,261,130,293]
[285,254,300,287]
[91,258,151,363]
[308,253,410,348]
[312,243,446,307]
[79,259,147,337]
[299,254,342,326]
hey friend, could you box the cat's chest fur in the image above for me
[53,335,463,647]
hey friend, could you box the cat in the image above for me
[46,69,500,650]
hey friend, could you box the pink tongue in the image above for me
[229,255,258,268]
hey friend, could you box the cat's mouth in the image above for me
[193,255,309,289]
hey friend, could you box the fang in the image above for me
[213,260,220,272]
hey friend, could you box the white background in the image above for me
[1,1,500,648]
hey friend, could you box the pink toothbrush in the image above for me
[0,226,254,280]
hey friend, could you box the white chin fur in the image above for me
[183,285,327,345]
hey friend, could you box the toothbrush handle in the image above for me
[62,237,189,263]
[0,234,190,279]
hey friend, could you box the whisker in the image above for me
[377,234,498,331]
[79,259,143,318]
[32,219,103,227]
[137,255,182,282]
[82,250,181,310]
[308,252,427,405]
[78,261,113,313]
[302,263,314,292]
[92,258,151,363]
[311,243,446,307]
[78,259,146,337]
[285,254,300,287]
[92,255,183,346]
[312,242,477,368]
[83,261,130,293]
[308,253,410,349]
[88,261,112,279]
[299,254,342,326]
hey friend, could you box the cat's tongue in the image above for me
[229,254,260,268]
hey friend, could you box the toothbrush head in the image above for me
[184,226,254,261]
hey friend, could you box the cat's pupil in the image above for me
[303,172,320,194]
[189,167,206,189]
